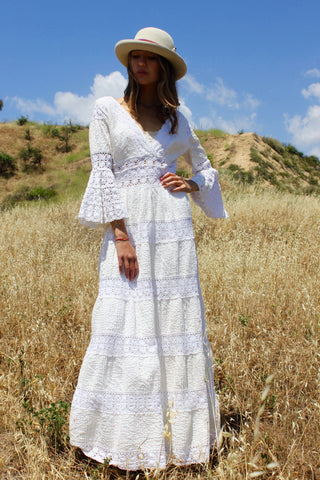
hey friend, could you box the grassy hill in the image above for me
[1,120,320,211]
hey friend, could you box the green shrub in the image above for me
[304,155,320,168]
[1,186,57,210]
[309,176,319,186]
[51,127,60,138]
[24,128,32,141]
[0,152,16,178]
[19,143,43,172]
[19,399,70,450]
[228,163,241,172]
[263,137,285,155]
[285,144,304,158]
[16,116,29,126]
[25,186,57,201]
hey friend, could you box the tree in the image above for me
[0,99,3,111]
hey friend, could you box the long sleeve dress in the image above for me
[69,96,228,471]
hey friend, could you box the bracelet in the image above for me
[115,237,130,242]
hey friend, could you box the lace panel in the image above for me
[87,332,206,357]
[102,217,194,244]
[79,152,128,227]
[113,157,176,188]
[98,275,199,300]
[71,387,210,415]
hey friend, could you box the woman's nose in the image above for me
[138,55,146,66]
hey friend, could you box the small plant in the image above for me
[17,115,28,126]
[0,152,16,178]
[24,128,32,141]
[51,127,60,138]
[19,399,70,449]
[19,143,43,172]
[239,313,251,326]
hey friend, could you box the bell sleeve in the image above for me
[78,101,129,228]
[183,121,228,219]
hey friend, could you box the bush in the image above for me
[0,152,16,178]
[19,143,43,172]
[17,116,29,126]
[24,128,32,141]
[263,137,285,155]
[285,144,304,158]
[1,186,57,210]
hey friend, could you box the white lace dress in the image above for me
[69,96,228,470]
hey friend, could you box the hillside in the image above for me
[1,121,320,209]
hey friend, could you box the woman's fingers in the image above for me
[116,242,139,282]
[160,173,191,193]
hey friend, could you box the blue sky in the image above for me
[2,0,320,155]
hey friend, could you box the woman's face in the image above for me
[130,50,161,86]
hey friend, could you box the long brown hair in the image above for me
[123,53,179,134]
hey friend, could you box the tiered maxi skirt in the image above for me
[69,182,220,470]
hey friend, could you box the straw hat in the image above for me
[115,27,187,80]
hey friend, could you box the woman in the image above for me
[70,27,228,470]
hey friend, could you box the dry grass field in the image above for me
[0,186,319,479]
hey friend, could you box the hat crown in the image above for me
[134,27,175,52]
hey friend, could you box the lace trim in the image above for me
[98,275,200,300]
[112,157,176,189]
[87,333,206,357]
[72,443,211,469]
[79,152,129,227]
[91,152,113,170]
[103,218,194,244]
[71,387,210,415]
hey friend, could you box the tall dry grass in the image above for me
[0,188,319,479]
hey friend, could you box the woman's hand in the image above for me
[115,240,139,282]
[111,219,139,282]
[160,172,199,193]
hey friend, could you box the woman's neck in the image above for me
[138,85,160,107]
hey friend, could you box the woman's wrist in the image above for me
[186,179,199,192]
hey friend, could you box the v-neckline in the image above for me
[110,97,168,139]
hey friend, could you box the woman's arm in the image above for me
[111,219,139,282]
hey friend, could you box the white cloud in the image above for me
[11,97,56,116]
[302,83,320,101]
[243,93,260,110]
[206,78,239,108]
[305,68,320,78]
[10,71,127,124]
[199,112,257,134]
[181,75,259,115]
[182,75,204,94]
[285,105,320,147]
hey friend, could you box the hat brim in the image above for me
[115,39,187,80]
